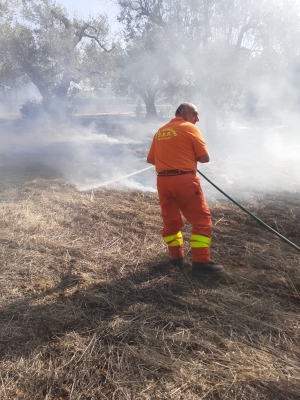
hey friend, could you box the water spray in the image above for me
[97,165,154,187]
[81,165,154,191]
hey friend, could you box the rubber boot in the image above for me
[171,258,184,270]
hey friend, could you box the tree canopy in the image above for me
[116,0,300,132]
[0,0,116,117]
[1,0,300,126]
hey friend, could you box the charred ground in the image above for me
[0,119,300,399]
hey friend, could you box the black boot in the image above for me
[192,262,224,276]
[171,258,184,270]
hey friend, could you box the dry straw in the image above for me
[0,160,300,399]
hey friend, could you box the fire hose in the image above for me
[197,169,300,253]
[97,164,300,252]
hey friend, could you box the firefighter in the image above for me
[147,102,224,276]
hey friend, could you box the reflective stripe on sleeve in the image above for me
[190,234,211,248]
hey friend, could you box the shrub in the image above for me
[20,100,42,118]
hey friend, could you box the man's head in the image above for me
[175,102,199,124]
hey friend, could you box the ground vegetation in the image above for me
[0,121,299,399]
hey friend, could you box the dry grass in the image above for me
[0,159,300,400]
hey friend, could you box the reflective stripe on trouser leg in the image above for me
[163,231,184,259]
[190,234,211,263]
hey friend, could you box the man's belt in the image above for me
[157,170,194,176]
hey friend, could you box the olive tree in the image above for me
[114,27,184,118]
[2,0,115,117]
[0,0,23,91]
[116,0,300,134]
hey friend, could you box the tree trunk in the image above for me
[29,73,49,103]
[141,90,158,119]
[55,73,71,100]
[52,72,72,116]
[28,72,71,117]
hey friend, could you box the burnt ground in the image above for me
[0,116,300,399]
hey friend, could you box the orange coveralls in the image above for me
[147,117,212,263]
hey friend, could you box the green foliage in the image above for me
[116,0,300,131]
[20,99,42,118]
[1,0,300,125]
[0,0,117,118]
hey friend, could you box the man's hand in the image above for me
[147,157,155,165]
[197,154,210,163]
[197,154,209,163]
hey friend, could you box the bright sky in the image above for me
[57,0,119,21]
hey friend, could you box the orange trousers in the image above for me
[157,173,212,263]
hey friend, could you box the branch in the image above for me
[236,15,256,52]
[236,23,252,50]
[139,4,165,27]
[118,0,165,28]
[83,33,115,53]
[50,9,71,29]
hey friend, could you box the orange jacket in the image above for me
[147,117,208,172]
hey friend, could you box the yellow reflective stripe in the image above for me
[168,238,183,246]
[190,241,209,248]
[163,231,182,243]
[190,235,211,244]
[190,234,211,248]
